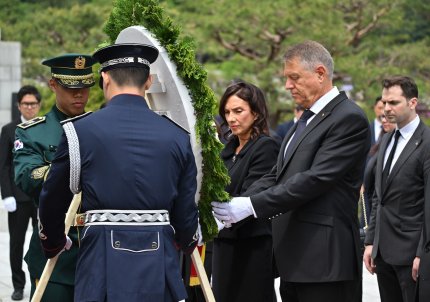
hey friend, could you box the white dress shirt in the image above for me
[383,114,420,173]
[284,86,340,157]
[374,118,382,142]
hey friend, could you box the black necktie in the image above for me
[382,130,400,189]
[284,109,314,159]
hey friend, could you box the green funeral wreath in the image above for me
[103,0,230,241]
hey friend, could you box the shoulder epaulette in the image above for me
[161,114,190,134]
[60,111,92,125]
[17,116,46,129]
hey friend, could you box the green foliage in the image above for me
[160,0,430,126]
[0,0,111,109]
[2,0,430,125]
[104,0,230,241]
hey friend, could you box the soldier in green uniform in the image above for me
[13,54,95,301]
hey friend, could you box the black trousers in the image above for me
[8,201,37,290]
[374,253,417,302]
[280,279,360,302]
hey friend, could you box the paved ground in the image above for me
[0,221,381,302]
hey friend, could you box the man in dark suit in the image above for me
[212,40,370,302]
[363,76,430,302]
[370,96,385,146]
[0,85,41,301]
[419,175,430,301]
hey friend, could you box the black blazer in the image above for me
[0,119,32,202]
[420,167,430,301]
[218,134,279,239]
[362,153,378,223]
[365,121,430,265]
[245,92,370,282]
[369,120,377,146]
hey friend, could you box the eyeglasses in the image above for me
[19,102,40,108]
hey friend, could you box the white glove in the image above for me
[196,216,231,246]
[2,197,17,212]
[197,223,204,246]
[214,215,227,231]
[57,236,73,257]
[211,197,254,225]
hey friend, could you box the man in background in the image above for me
[0,85,41,301]
[363,76,430,302]
[370,96,385,146]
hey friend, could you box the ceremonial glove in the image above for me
[196,216,228,246]
[2,197,17,212]
[214,215,229,231]
[57,236,73,257]
[197,223,204,246]
[211,197,254,224]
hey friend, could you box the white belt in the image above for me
[78,209,170,226]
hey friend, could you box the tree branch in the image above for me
[213,30,261,60]
[260,28,294,61]
[348,6,390,47]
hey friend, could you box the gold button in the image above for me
[151,242,158,249]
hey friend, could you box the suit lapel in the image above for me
[278,92,347,178]
[383,122,424,195]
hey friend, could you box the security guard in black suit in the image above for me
[38,43,199,302]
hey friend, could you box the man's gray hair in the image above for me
[284,40,334,80]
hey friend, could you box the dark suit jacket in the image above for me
[365,121,430,266]
[0,119,32,202]
[369,120,377,146]
[362,153,378,223]
[245,91,370,282]
[218,134,279,238]
[419,167,430,301]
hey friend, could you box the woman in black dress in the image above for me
[212,80,280,302]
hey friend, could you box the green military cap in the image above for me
[42,53,96,89]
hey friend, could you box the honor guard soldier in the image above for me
[0,85,41,301]
[38,43,199,302]
[13,54,95,301]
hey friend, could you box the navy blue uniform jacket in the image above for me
[39,94,198,302]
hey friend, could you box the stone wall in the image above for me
[0,41,21,231]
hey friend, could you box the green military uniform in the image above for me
[13,54,95,302]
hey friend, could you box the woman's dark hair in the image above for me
[218,80,269,141]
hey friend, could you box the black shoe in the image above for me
[11,289,23,301]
